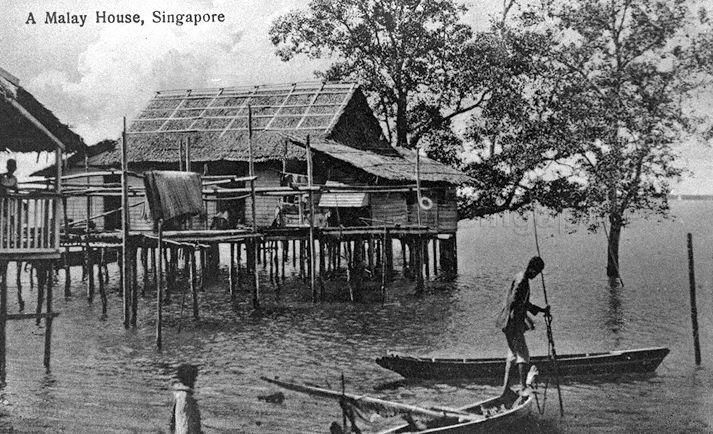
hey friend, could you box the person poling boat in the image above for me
[495,256,550,397]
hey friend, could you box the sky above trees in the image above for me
[0,0,709,193]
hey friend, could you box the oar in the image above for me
[531,209,565,417]
[260,376,481,422]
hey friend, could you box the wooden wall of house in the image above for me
[61,167,105,231]
[370,192,408,226]
[244,165,283,228]
[127,175,153,232]
[406,187,458,233]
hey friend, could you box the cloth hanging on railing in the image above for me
[143,170,204,223]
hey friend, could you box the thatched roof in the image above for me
[84,80,468,186]
[32,139,116,177]
[307,139,471,185]
[0,67,85,153]
[90,81,389,166]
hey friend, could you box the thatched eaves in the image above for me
[307,139,471,185]
[0,66,85,153]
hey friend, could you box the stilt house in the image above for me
[54,82,468,234]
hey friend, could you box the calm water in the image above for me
[2,201,712,433]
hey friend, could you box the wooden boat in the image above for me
[261,376,533,434]
[377,390,533,433]
[376,347,669,381]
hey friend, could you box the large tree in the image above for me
[463,0,713,281]
[269,0,510,156]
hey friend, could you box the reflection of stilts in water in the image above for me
[606,286,624,348]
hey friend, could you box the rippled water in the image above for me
[2,201,712,433]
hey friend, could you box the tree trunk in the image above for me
[606,218,622,280]
[395,92,408,148]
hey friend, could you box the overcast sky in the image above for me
[0,0,710,193]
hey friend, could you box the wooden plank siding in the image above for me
[244,167,283,227]
[61,167,105,231]
[370,192,408,226]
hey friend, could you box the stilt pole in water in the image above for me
[0,261,7,386]
[687,233,701,365]
[532,209,564,417]
[156,219,164,350]
[121,117,131,328]
[43,262,54,371]
[306,135,316,302]
[248,106,260,309]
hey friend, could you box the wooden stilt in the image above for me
[415,237,424,294]
[62,196,71,298]
[16,261,24,311]
[400,238,407,276]
[0,261,7,385]
[424,239,430,280]
[269,241,274,283]
[156,220,164,350]
[131,247,138,326]
[251,239,260,309]
[432,238,438,276]
[99,248,107,318]
[141,246,148,297]
[43,262,54,371]
[36,264,46,326]
[229,242,235,296]
[86,244,94,302]
[190,247,199,319]
[281,240,286,282]
[292,239,297,268]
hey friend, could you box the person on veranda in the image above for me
[495,256,550,396]
[0,159,18,195]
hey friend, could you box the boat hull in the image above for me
[378,392,533,433]
[376,347,670,381]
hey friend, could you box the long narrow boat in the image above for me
[261,376,533,433]
[377,391,533,434]
[376,347,669,381]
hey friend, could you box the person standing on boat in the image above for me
[496,256,549,395]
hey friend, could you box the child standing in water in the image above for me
[169,364,202,434]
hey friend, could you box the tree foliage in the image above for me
[270,0,503,158]
[461,0,713,278]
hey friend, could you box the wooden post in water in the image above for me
[306,135,317,302]
[248,106,260,309]
[62,197,71,297]
[131,247,138,326]
[99,248,107,318]
[156,220,164,350]
[141,246,148,297]
[0,262,7,385]
[121,117,131,328]
[229,242,235,297]
[35,264,45,326]
[687,233,701,365]
[43,262,53,371]
[190,247,199,319]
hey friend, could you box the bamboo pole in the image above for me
[99,248,107,318]
[190,247,199,319]
[62,196,71,297]
[156,220,163,350]
[248,105,260,309]
[43,263,53,371]
[687,233,701,365]
[306,135,317,302]
[0,262,7,386]
[122,117,131,328]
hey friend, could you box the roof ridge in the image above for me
[155,80,358,96]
